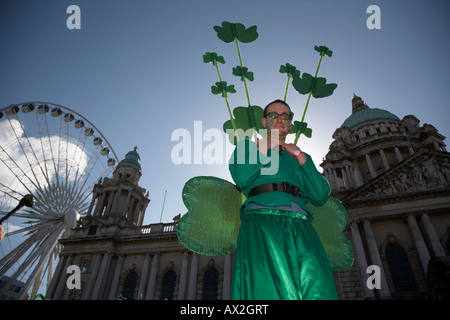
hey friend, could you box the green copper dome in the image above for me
[341,95,401,130]
[118,147,141,172]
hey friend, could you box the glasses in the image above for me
[266,112,292,121]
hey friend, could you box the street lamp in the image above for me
[0,194,35,241]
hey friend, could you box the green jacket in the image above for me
[229,139,330,220]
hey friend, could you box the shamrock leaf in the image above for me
[290,121,312,138]
[214,21,259,43]
[211,81,236,97]
[292,73,337,98]
[314,45,333,57]
[223,105,264,144]
[177,176,243,256]
[279,63,300,77]
[232,66,254,81]
[203,52,225,64]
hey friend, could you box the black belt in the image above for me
[248,182,302,198]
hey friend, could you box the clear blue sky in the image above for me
[1,0,449,225]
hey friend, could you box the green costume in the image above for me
[229,139,337,300]
[176,22,353,301]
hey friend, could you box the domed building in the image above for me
[321,95,450,299]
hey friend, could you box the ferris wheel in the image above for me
[0,102,118,299]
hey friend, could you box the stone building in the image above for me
[47,96,450,300]
[46,147,233,300]
[322,95,450,299]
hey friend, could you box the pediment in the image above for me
[343,149,450,204]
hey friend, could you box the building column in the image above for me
[350,221,376,299]
[222,254,232,300]
[187,253,199,299]
[421,213,446,257]
[394,146,403,162]
[137,254,151,298]
[344,165,355,188]
[92,252,112,299]
[353,163,364,187]
[124,191,132,217]
[145,252,160,300]
[82,253,102,299]
[365,153,377,178]
[94,192,106,216]
[406,214,431,274]
[48,254,73,300]
[87,193,97,216]
[177,250,190,300]
[363,219,391,298]
[326,168,337,190]
[108,255,124,299]
[112,188,122,213]
[379,149,390,171]
[105,191,115,213]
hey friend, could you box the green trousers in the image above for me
[230,208,338,300]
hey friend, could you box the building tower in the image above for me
[321,95,450,299]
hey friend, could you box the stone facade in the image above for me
[322,95,450,299]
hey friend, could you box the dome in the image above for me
[118,146,142,172]
[341,95,401,130]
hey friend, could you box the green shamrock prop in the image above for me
[287,45,337,143]
[214,21,259,43]
[176,176,243,256]
[176,22,353,271]
[292,73,337,98]
[279,63,300,101]
[223,105,265,144]
[211,81,236,97]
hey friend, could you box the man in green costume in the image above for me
[229,99,338,300]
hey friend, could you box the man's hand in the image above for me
[281,143,307,165]
[256,137,280,156]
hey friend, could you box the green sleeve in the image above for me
[229,139,268,193]
[295,153,330,205]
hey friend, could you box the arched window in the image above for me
[160,271,176,300]
[122,271,138,299]
[202,268,219,300]
[385,244,417,294]
[445,237,450,255]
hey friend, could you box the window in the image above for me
[160,271,176,300]
[70,289,82,300]
[88,225,98,235]
[122,272,138,299]
[385,244,417,294]
[202,268,219,300]
[81,258,90,273]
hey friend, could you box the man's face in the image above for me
[262,102,292,138]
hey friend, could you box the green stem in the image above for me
[284,74,291,102]
[214,60,237,131]
[234,38,251,106]
[295,52,325,144]
[301,92,312,123]
[314,52,325,77]
[294,130,301,145]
